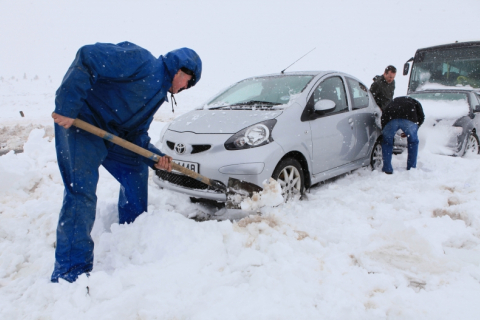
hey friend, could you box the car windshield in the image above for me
[205,75,314,110]
[410,45,480,91]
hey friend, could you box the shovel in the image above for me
[72,119,263,210]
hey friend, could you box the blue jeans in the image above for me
[51,124,148,283]
[381,119,419,173]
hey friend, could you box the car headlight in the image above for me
[224,119,277,150]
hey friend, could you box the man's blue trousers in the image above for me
[381,119,419,173]
[51,124,148,282]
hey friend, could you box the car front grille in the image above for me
[192,144,211,154]
[155,170,224,193]
[166,140,211,154]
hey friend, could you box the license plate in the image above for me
[173,160,200,173]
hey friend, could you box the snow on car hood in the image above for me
[416,82,475,91]
[168,110,283,134]
[410,95,470,155]
[415,98,470,120]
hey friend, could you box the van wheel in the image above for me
[370,140,383,170]
[272,158,304,202]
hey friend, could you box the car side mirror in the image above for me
[314,99,336,113]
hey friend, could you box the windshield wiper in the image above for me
[207,100,282,110]
[228,100,281,107]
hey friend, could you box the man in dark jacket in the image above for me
[50,42,202,283]
[370,65,396,110]
[381,96,425,174]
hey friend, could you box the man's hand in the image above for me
[155,155,173,172]
[52,112,75,129]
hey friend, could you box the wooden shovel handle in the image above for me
[72,119,216,188]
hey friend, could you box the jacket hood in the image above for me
[162,48,202,89]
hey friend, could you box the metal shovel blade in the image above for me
[225,177,263,209]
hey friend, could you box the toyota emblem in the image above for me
[174,143,186,155]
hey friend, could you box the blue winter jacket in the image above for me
[54,42,202,166]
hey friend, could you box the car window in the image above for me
[346,78,369,109]
[313,77,348,114]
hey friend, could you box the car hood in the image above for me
[168,110,283,134]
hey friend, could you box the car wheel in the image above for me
[272,158,304,202]
[463,132,480,156]
[370,140,383,170]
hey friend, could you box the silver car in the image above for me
[155,71,383,202]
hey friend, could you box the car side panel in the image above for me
[350,106,380,161]
[309,111,356,174]
[269,103,314,171]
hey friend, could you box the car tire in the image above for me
[463,132,480,156]
[271,158,305,202]
[370,139,383,170]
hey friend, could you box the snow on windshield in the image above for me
[204,75,313,110]
[410,46,480,92]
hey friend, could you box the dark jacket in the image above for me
[381,96,425,129]
[370,75,395,111]
[54,42,202,164]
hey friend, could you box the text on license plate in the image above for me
[173,160,199,173]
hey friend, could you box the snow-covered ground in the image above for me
[2,124,480,319]
[2,0,480,319]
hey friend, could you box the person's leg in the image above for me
[400,120,419,170]
[381,119,400,173]
[102,147,149,224]
[52,124,107,283]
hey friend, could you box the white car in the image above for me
[155,71,382,202]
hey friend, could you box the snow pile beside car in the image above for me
[240,177,284,211]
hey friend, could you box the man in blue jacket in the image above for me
[51,42,202,283]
